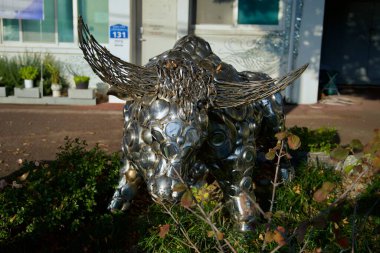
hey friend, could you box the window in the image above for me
[22,0,55,42]
[3,19,19,41]
[58,0,74,42]
[238,0,279,25]
[196,0,234,25]
[1,0,109,44]
[195,0,280,26]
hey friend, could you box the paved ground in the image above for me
[0,103,124,177]
[0,94,379,178]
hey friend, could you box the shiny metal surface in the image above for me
[79,23,305,231]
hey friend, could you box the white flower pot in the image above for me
[51,83,62,97]
[24,79,33,88]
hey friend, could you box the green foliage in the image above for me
[19,66,39,80]
[0,138,122,252]
[273,162,379,252]
[0,56,22,89]
[73,75,90,84]
[138,183,258,253]
[139,161,379,252]
[289,126,339,153]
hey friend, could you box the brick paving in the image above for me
[0,94,379,178]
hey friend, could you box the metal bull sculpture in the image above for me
[78,17,307,231]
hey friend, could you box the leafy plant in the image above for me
[19,66,39,80]
[44,55,61,84]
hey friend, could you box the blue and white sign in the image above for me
[0,0,43,20]
[110,24,128,39]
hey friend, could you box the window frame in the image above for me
[0,0,109,51]
[193,0,285,35]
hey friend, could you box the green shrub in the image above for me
[0,138,123,252]
[289,126,339,153]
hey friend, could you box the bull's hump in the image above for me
[146,35,241,82]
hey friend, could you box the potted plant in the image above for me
[73,75,90,89]
[19,66,39,88]
[45,63,62,97]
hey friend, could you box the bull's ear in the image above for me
[78,16,157,98]
[212,64,308,108]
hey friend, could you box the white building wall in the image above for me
[0,0,326,104]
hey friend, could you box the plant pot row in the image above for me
[16,78,90,97]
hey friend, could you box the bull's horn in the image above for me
[78,16,157,98]
[212,64,308,108]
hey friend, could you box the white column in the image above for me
[108,0,131,61]
[108,0,131,103]
[290,0,325,104]
[177,0,190,39]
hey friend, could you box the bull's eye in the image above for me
[243,150,254,162]
[210,131,226,147]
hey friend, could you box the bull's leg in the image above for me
[201,107,260,231]
[259,93,294,181]
[227,172,259,231]
[224,142,259,232]
[108,159,142,211]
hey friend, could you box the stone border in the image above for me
[14,88,40,98]
[68,88,95,99]
[0,96,96,105]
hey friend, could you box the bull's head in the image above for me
[78,17,307,230]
